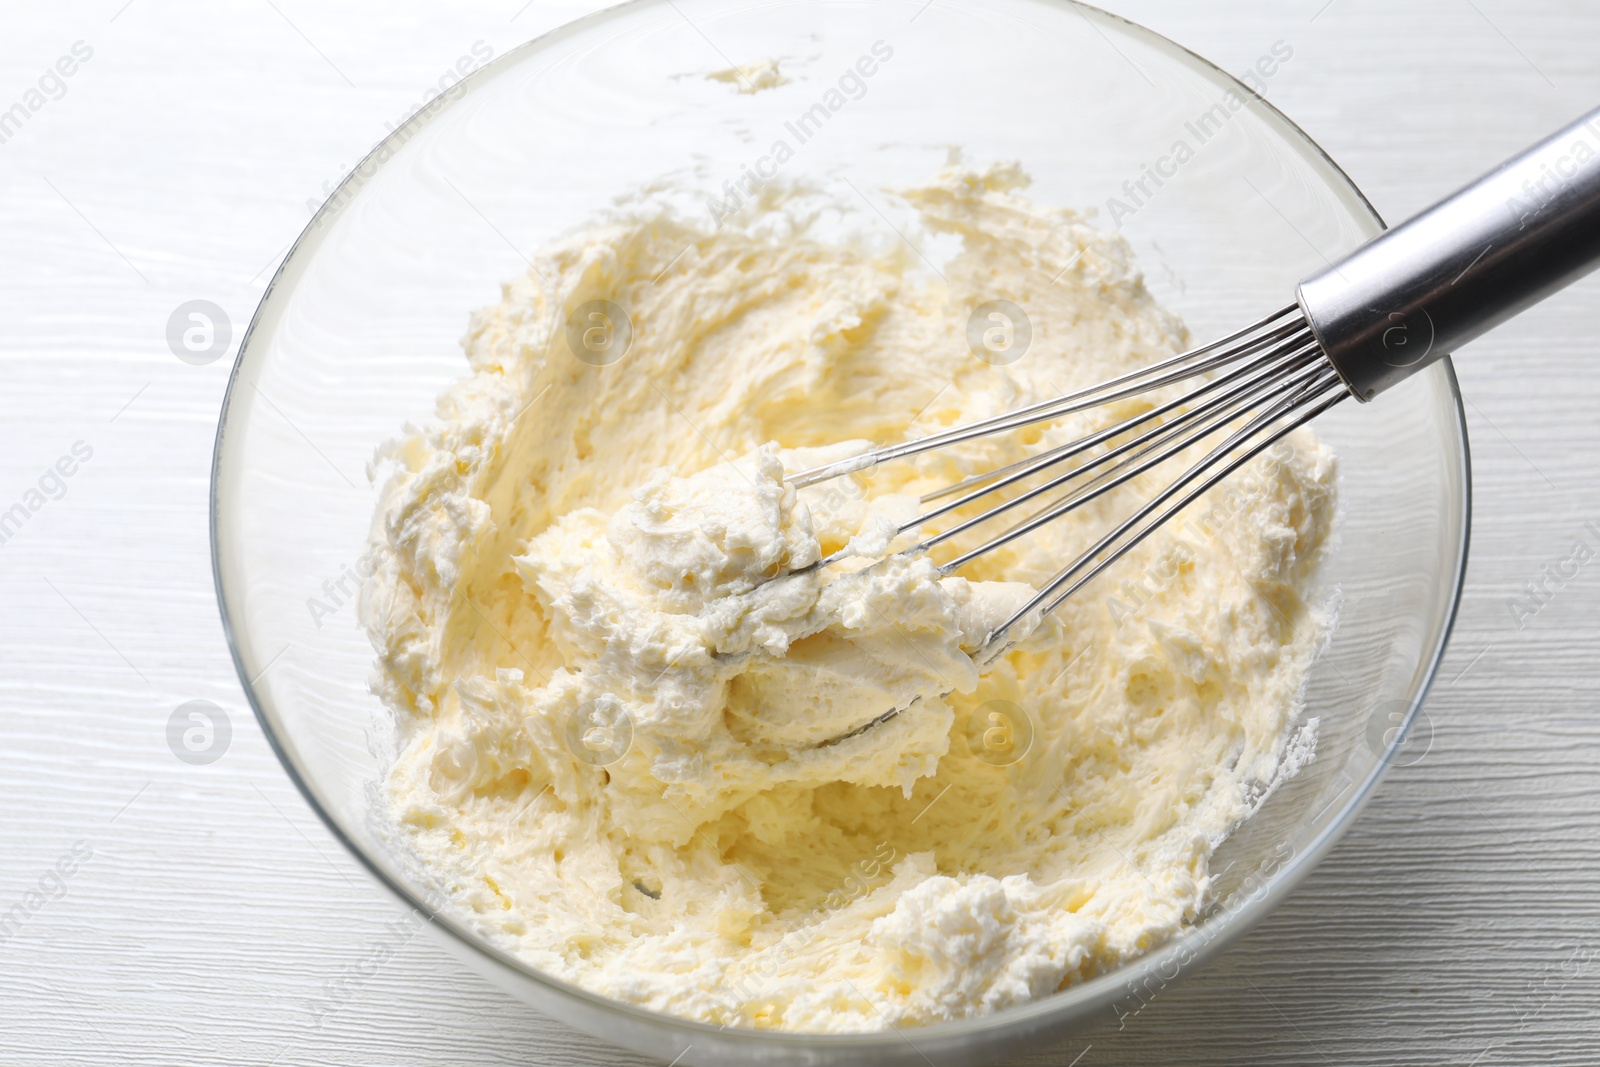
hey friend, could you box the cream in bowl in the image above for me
[359,162,1337,1032]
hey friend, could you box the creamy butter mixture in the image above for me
[362,164,1337,1032]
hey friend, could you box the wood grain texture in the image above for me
[2,1,1598,1064]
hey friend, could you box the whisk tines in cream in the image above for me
[788,303,1350,659]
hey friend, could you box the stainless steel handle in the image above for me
[1298,105,1600,401]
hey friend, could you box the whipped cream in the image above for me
[361,163,1337,1031]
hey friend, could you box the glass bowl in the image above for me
[211,0,1469,1063]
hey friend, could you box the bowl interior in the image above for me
[213,0,1467,1062]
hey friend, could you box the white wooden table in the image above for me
[4,1,1597,1063]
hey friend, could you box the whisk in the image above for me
[789,104,1600,716]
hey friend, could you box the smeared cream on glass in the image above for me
[706,57,789,94]
[362,163,1337,1032]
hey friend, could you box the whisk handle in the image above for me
[1298,104,1600,401]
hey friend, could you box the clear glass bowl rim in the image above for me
[209,0,1472,1052]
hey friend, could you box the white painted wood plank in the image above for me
[3,1,1598,1064]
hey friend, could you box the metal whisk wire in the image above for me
[979,362,1348,656]
[788,303,1307,491]
[786,303,1353,656]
